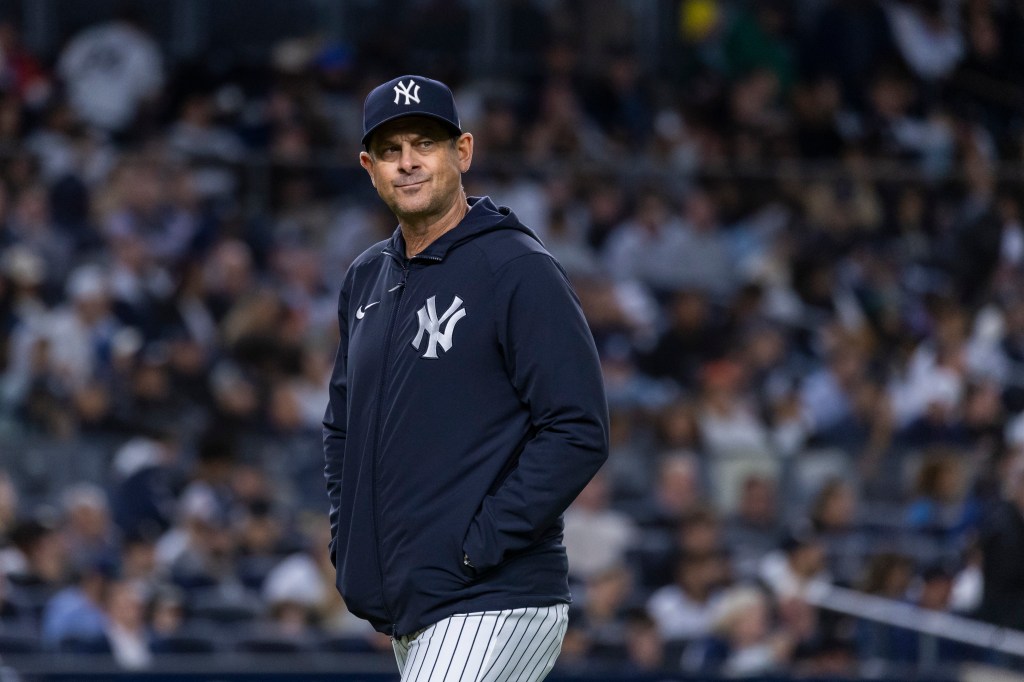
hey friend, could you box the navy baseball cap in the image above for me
[361,75,462,147]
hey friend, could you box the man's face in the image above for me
[360,117,473,224]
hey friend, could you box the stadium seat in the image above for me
[317,634,377,654]
[151,626,222,655]
[0,631,41,655]
[187,587,265,625]
[235,632,315,654]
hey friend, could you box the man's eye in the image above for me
[417,140,434,150]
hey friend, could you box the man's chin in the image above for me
[389,200,436,222]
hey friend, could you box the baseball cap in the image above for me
[361,75,462,147]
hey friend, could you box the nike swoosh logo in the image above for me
[355,301,380,319]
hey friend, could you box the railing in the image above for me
[804,582,1024,671]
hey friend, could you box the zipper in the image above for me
[372,248,440,635]
[372,249,408,634]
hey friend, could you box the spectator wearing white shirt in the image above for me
[647,549,728,642]
[563,471,636,582]
[104,579,152,669]
[885,0,964,82]
[759,524,831,601]
[57,10,164,135]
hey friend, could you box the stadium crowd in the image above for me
[0,0,1023,676]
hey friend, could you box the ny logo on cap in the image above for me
[393,80,421,105]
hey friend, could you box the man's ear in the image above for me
[456,133,474,173]
[359,151,376,187]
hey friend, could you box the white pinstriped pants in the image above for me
[392,604,569,682]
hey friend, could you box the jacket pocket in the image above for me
[461,515,502,577]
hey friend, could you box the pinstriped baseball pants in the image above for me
[392,604,569,682]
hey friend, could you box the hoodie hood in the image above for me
[385,196,542,261]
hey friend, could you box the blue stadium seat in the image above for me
[235,631,315,654]
[0,631,41,655]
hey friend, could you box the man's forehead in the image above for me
[370,117,451,143]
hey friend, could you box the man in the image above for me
[323,75,609,682]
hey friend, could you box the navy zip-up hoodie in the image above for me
[323,196,609,637]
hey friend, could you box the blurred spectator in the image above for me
[60,482,118,574]
[146,583,185,649]
[635,289,726,389]
[677,188,737,298]
[583,45,654,147]
[806,0,895,108]
[904,450,982,544]
[809,478,865,585]
[155,483,235,591]
[759,523,830,601]
[0,20,49,106]
[698,359,774,460]
[725,1,795,93]
[723,474,782,579]
[631,451,704,536]
[104,579,152,668]
[800,342,869,439]
[234,497,284,590]
[6,263,122,423]
[646,549,727,642]
[640,505,726,591]
[166,92,245,202]
[603,190,691,294]
[563,471,636,582]
[261,551,323,638]
[856,557,970,666]
[945,6,1023,144]
[683,584,796,676]
[523,79,607,165]
[0,471,20,542]
[101,158,199,266]
[6,516,66,594]
[884,0,964,82]
[57,7,164,135]
[621,608,667,672]
[5,184,72,285]
[110,436,180,541]
[564,563,635,663]
[40,555,112,650]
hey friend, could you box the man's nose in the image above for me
[398,143,419,171]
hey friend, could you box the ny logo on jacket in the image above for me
[412,295,466,358]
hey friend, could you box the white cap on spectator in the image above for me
[918,369,962,410]
[177,483,220,525]
[111,327,144,358]
[1,245,46,286]
[66,263,109,301]
[61,482,109,514]
[112,437,163,479]
[712,584,767,632]
[262,553,324,607]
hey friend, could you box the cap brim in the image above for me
[361,112,462,147]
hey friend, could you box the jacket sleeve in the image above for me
[322,282,351,568]
[463,252,609,572]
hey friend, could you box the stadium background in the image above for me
[0,0,1022,679]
